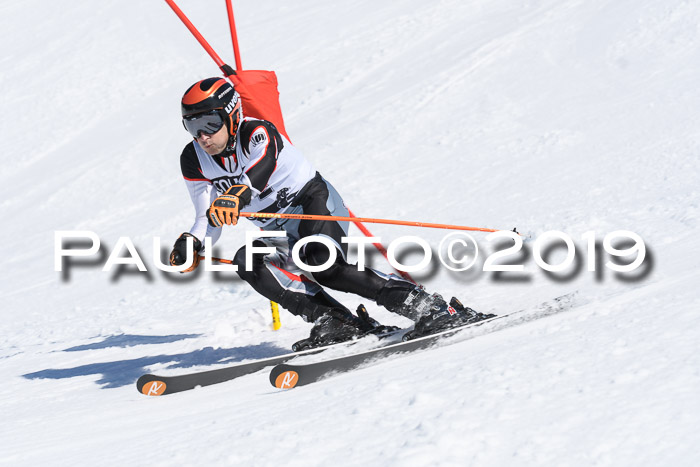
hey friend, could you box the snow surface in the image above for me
[2,0,700,465]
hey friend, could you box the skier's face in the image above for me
[196,125,229,155]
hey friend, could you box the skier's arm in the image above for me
[169,180,220,273]
[179,143,222,245]
[185,179,223,243]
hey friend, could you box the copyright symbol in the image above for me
[438,232,479,272]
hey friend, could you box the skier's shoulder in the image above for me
[180,140,197,160]
[238,117,282,154]
[180,140,206,180]
[239,116,278,136]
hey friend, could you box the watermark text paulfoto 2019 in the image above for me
[54,229,649,278]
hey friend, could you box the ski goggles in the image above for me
[182,111,225,138]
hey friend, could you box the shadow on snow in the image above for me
[23,335,289,389]
[62,333,202,352]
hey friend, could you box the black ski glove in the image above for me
[169,233,203,272]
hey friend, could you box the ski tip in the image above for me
[269,366,299,389]
[136,375,168,396]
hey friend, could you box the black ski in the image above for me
[135,328,401,396]
[269,292,578,389]
[137,352,307,396]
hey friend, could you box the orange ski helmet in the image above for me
[181,77,242,146]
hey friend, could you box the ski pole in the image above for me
[199,255,232,265]
[239,212,509,233]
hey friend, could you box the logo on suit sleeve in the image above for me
[250,129,268,148]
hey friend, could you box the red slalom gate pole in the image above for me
[165,0,415,281]
[164,0,234,76]
[225,0,243,70]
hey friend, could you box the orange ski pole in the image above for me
[239,212,506,233]
[200,255,234,264]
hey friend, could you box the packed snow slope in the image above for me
[2,0,700,465]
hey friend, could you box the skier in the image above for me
[169,77,489,348]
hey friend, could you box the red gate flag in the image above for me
[228,70,291,141]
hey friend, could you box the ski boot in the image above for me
[292,305,399,351]
[401,289,496,341]
[448,296,496,325]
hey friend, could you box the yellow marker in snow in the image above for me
[271,301,281,330]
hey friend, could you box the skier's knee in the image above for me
[304,241,344,285]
